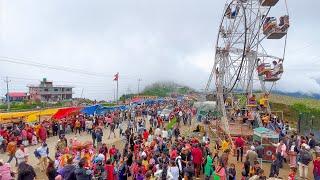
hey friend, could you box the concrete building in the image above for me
[5,92,29,102]
[28,78,73,102]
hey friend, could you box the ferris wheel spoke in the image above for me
[248,8,271,47]
[228,17,246,45]
[227,2,247,45]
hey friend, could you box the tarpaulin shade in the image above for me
[131,97,143,103]
[25,108,59,123]
[95,107,114,115]
[81,104,102,115]
[0,111,37,121]
[52,107,81,119]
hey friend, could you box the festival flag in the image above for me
[113,72,119,81]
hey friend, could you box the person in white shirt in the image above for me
[36,143,49,171]
[154,163,174,180]
[85,119,93,134]
[15,144,29,165]
[169,160,180,180]
[155,126,162,137]
[162,128,168,139]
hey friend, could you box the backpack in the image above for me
[175,157,182,174]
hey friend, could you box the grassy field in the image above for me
[268,94,320,129]
[269,94,320,110]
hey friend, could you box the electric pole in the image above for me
[4,76,11,112]
[80,88,84,99]
[138,78,142,94]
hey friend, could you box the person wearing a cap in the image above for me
[298,143,313,179]
[246,145,258,167]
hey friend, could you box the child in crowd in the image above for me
[228,163,236,180]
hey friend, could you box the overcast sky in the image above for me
[0,0,319,100]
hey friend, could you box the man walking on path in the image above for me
[298,143,313,179]
[36,142,49,172]
[235,136,245,162]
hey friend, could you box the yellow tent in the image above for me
[0,108,59,123]
[25,108,59,123]
[0,111,37,121]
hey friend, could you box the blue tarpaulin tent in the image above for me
[81,104,102,115]
[156,98,165,103]
[95,107,113,115]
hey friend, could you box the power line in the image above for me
[0,56,133,78]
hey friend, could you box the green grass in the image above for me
[269,94,320,110]
[0,101,68,112]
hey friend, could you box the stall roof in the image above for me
[0,111,37,121]
[52,107,81,119]
[81,104,102,115]
[25,108,59,123]
[254,127,278,139]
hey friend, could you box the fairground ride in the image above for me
[205,0,290,143]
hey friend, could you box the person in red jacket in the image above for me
[105,159,115,180]
[235,136,245,162]
[38,124,47,143]
[191,144,203,178]
[143,129,149,141]
[109,145,117,162]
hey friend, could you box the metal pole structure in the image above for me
[116,76,119,105]
[80,88,84,99]
[5,76,11,112]
[113,86,116,103]
[138,78,142,94]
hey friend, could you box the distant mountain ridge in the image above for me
[271,90,320,100]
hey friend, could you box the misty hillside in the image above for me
[141,82,194,97]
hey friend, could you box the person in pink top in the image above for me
[215,162,226,180]
[0,159,14,180]
[274,140,287,168]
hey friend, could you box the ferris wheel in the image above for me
[206,0,290,136]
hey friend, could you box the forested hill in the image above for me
[141,82,194,97]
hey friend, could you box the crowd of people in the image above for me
[0,98,318,180]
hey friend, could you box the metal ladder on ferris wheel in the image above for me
[217,88,234,146]
[205,66,215,93]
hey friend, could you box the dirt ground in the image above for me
[0,118,313,179]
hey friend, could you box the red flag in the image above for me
[113,72,119,81]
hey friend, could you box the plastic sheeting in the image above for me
[0,111,37,121]
[81,104,102,115]
[52,107,81,119]
[25,108,59,123]
[95,107,114,115]
[131,97,143,103]
[95,105,128,115]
